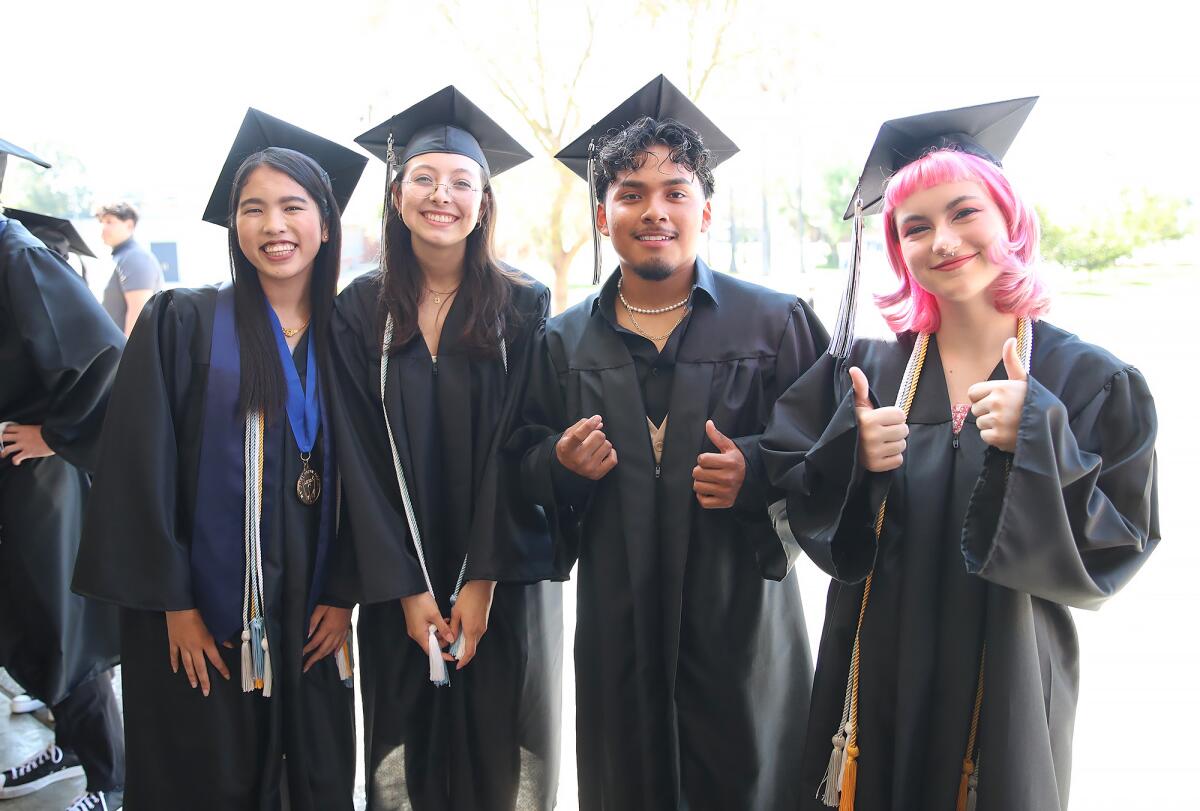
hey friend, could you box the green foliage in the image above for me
[3,147,93,218]
[1038,191,1192,274]
[799,163,857,267]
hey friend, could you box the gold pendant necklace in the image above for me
[427,285,460,306]
[281,320,309,338]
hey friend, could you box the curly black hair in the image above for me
[593,116,715,202]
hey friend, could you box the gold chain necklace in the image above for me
[621,299,687,343]
[426,285,460,305]
[281,320,309,338]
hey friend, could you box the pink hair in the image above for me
[877,149,1049,334]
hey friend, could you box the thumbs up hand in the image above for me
[850,367,909,473]
[967,337,1028,453]
[692,420,747,509]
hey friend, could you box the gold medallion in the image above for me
[296,453,321,505]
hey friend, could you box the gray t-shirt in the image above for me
[102,238,162,327]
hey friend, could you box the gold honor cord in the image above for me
[821,317,1033,810]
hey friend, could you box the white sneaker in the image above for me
[9,693,46,713]
[66,789,123,810]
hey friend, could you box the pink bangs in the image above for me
[877,149,1049,334]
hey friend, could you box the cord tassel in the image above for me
[249,616,266,689]
[818,724,848,806]
[261,635,273,698]
[335,641,354,686]
[428,624,449,686]
[837,743,859,811]
[240,629,254,692]
[965,769,978,811]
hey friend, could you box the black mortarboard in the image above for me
[828,97,1038,358]
[845,96,1038,220]
[354,85,532,177]
[202,109,368,227]
[0,137,51,195]
[2,207,96,257]
[555,74,740,283]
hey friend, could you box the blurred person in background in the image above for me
[96,201,162,335]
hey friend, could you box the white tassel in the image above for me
[261,635,273,698]
[965,769,978,811]
[818,723,848,806]
[448,631,465,661]
[240,630,254,692]
[428,624,449,686]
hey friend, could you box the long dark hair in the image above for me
[380,161,523,355]
[227,147,342,416]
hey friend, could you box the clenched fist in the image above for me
[556,415,618,480]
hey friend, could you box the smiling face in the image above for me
[394,151,487,250]
[596,143,711,281]
[892,179,1009,307]
[234,165,326,290]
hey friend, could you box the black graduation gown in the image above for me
[74,287,355,811]
[760,321,1159,811]
[509,261,828,811]
[329,270,562,811]
[0,215,124,706]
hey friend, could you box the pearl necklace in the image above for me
[618,276,690,314]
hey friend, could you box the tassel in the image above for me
[955,758,974,811]
[261,635,273,698]
[335,641,354,686]
[818,725,848,806]
[837,743,858,811]
[428,625,449,687]
[828,197,865,359]
[448,631,465,661]
[249,616,266,689]
[240,629,254,692]
[964,765,979,811]
[587,140,602,285]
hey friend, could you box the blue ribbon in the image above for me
[264,304,320,452]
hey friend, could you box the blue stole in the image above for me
[190,283,336,642]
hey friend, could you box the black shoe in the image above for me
[0,743,84,798]
[66,789,123,810]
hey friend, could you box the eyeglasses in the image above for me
[401,175,483,200]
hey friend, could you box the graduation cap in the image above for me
[555,74,740,283]
[2,208,96,258]
[0,137,51,196]
[845,96,1038,220]
[202,109,368,227]
[355,85,532,178]
[828,96,1038,357]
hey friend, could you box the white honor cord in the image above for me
[379,315,510,606]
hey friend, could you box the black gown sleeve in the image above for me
[327,292,427,604]
[7,241,124,471]
[732,299,828,515]
[464,285,560,583]
[74,292,195,610]
[962,367,1159,609]
[760,351,885,583]
[505,318,586,580]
